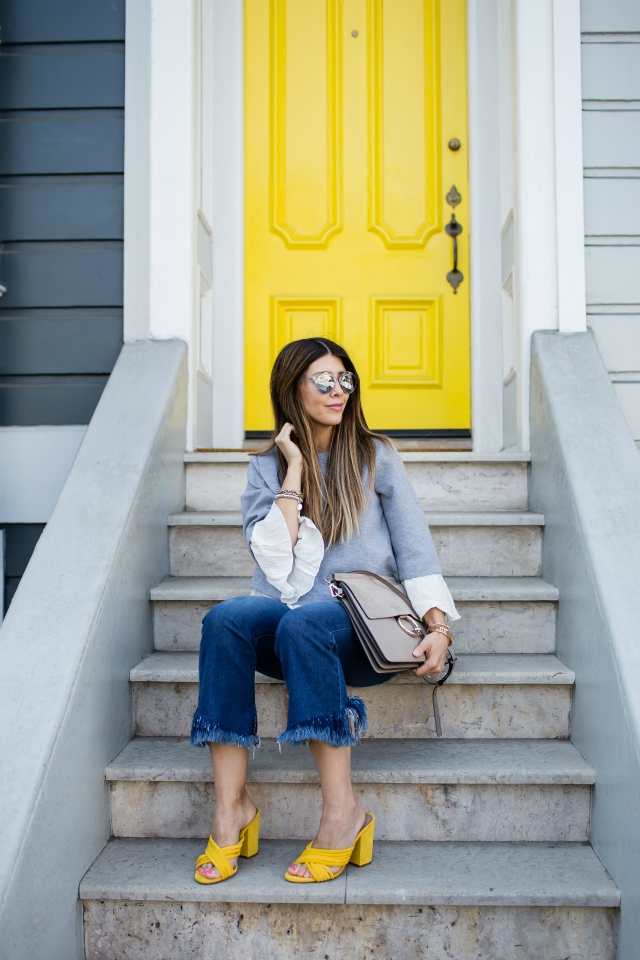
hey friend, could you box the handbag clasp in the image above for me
[396,615,425,638]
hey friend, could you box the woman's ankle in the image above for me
[212,793,255,827]
[320,791,361,819]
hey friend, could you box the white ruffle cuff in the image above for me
[403,574,460,622]
[250,502,324,605]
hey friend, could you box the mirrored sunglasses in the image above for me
[301,371,357,394]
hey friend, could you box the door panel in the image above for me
[270,0,341,247]
[245,0,469,432]
[369,0,439,248]
[272,297,340,354]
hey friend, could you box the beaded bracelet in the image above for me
[275,489,303,512]
[276,487,302,502]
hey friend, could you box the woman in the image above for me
[191,337,459,885]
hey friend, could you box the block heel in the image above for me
[285,812,376,883]
[349,813,375,866]
[240,807,260,858]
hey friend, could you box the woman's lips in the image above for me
[327,403,344,411]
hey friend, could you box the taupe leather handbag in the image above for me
[327,570,457,737]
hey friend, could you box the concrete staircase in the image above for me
[81,452,619,959]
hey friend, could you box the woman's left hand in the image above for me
[412,630,450,677]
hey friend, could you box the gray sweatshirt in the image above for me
[241,440,442,606]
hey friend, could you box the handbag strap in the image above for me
[422,648,457,737]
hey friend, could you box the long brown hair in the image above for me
[259,338,390,544]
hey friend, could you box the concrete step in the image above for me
[184,451,530,513]
[131,653,573,740]
[81,838,618,959]
[151,575,558,654]
[107,737,594,842]
[168,511,544,578]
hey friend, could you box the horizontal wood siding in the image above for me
[0,0,125,608]
[0,0,126,43]
[581,0,640,442]
[0,176,124,240]
[0,0,125,427]
[0,309,122,375]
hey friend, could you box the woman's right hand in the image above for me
[275,422,303,468]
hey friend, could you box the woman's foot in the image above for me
[197,793,258,881]
[286,793,368,879]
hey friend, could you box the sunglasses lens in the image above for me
[339,372,356,393]
[313,372,335,393]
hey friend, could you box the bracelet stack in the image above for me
[275,488,303,512]
[427,623,454,646]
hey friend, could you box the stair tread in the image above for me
[150,575,559,603]
[130,652,575,685]
[80,838,619,907]
[106,736,594,784]
[184,451,532,463]
[168,510,545,527]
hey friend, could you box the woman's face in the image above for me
[299,353,350,428]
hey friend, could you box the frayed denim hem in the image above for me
[190,711,260,749]
[277,696,368,748]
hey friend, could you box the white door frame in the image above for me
[210,1,500,450]
[123,0,586,452]
[210,0,245,448]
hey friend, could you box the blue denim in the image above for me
[190,596,394,749]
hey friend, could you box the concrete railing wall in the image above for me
[530,331,640,960]
[0,339,187,960]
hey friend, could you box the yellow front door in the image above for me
[245,0,470,434]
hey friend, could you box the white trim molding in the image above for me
[467,0,504,452]
[552,0,587,335]
[124,0,198,447]
[123,0,152,343]
[514,0,559,451]
[211,0,245,449]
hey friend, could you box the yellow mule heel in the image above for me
[284,812,375,883]
[194,807,260,885]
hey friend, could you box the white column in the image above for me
[514,0,559,450]
[148,0,196,348]
[211,0,245,448]
[467,0,504,452]
[123,0,198,446]
[552,0,587,334]
[147,0,197,447]
[123,0,152,342]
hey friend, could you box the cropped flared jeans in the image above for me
[190,595,394,749]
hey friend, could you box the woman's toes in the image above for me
[198,862,219,879]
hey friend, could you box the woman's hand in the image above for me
[412,606,450,677]
[412,631,450,677]
[275,422,303,468]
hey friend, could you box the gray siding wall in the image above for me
[0,0,125,607]
[581,0,640,444]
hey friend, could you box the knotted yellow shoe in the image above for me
[194,807,260,885]
[284,812,375,883]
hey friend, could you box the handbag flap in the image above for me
[332,572,416,620]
